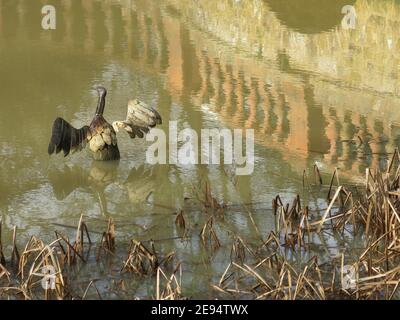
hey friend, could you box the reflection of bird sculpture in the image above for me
[48,163,156,215]
[48,86,162,161]
[124,165,157,205]
[48,162,119,215]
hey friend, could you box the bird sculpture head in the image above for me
[96,86,107,97]
[95,86,107,116]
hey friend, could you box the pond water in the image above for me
[0,0,400,299]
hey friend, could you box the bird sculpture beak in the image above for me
[112,122,120,133]
[92,85,106,94]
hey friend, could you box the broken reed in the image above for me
[121,239,175,276]
[156,263,184,300]
[96,218,116,261]
[177,180,224,252]
[192,180,227,215]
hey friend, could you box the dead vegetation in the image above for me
[96,218,116,260]
[213,150,400,300]
[0,216,118,299]
[121,240,175,276]
[192,180,227,216]
[200,217,221,251]
[155,264,184,300]
[2,154,400,299]
[0,213,181,300]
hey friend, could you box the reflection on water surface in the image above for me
[0,0,399,298]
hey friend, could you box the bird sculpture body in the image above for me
[48,86,162,161]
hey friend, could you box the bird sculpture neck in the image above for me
[95,88,107,116]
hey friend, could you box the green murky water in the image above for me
[1,0,400,298]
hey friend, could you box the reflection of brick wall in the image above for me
[169,0,400,96]
[165,18,183,95]
[162,3,400,178]
[282,81,308,154]
[1,0,398,178]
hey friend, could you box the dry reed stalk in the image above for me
[0,264,10,283]
[200,217,221,251]
[74,214,92,258]
[204,181,227,216]
[17,238,66,300]
[55,231,86,264]
[96,218,116,261]
[0,221,5,266]
[313,164,323,185]
[11,226,19,266]
[82,280,102,300]
[122,239,174,276]
[317,186,343,232]
[175,210,186,230]
[155,263,183,300]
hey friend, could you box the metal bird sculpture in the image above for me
[48,86,162,161]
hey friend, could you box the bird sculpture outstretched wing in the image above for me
[48,117,91,157]
[112,99,162,138]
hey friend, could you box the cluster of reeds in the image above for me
[4,152,400,300]
[272,194,311,250]
[0,216,115,300]
[214,237,331,299]
[214,150,400,300]
[0,213,182,300]
[155,264,184,300]
[175,210,192,239]
[192,180,227,216]
[96,218,116,260]
[216,229,400,299]
[54,215,92,267]
[0,230,66,300]
[203,181,227,215]
[315,150,400,299]
[120,238,185,299]
[121,240,175,276]
[200,217,221,252]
